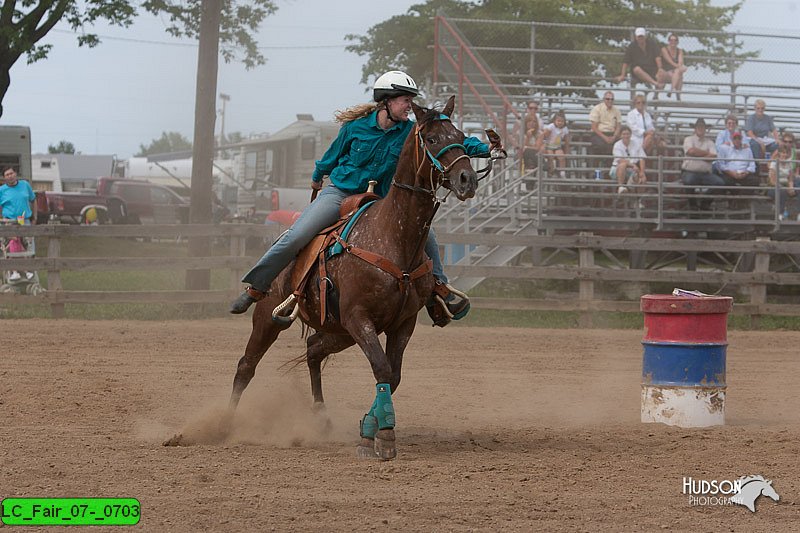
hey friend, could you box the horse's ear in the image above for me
[412,101,426,123]
[443,95,455,118]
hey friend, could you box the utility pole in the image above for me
[186,0,222,292]
[219,92,230,146]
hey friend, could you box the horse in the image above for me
[732,475,780,512]
[225,96,479,459]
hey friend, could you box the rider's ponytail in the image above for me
[335,102,378,123]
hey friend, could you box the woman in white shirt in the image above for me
[626,94,655,154]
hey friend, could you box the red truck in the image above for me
[37,178,191,225]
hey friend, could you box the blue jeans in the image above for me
[767,177,800,212]
[242,185,448,291]
[749,139,777,161]
[681,171,726,188]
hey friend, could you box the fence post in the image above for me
[47,234,65,318]
[229,227,246,293]
[578,231,594,328]
[749,236,770,329]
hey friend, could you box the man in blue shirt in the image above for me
[717,132,759,189]
[230,71,501,321]
[0,167,37,224]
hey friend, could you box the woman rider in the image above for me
[230,71,502,323]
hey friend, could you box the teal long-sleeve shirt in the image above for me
[312,110,490,198]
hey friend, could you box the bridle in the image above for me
[392,116,470,200]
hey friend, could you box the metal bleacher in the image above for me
[431,16,800,290]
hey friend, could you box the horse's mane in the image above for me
[416,105,448,128]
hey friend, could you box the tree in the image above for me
[47,140,76,154]
[135,131,193,156]
[0,0,277,118]
[346,0,746,97]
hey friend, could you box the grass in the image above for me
[3,236,800,328]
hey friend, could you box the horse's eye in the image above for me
[426,135,439,144]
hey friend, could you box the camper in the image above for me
[232,116,340,216]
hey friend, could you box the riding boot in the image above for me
[229,287,267,314]
[425,279,471,327]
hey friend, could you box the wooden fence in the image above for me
[2,224,799,324]
[0,223,278,317]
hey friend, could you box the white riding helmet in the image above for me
[373,70,419,102]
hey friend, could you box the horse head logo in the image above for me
[732,475,780,513]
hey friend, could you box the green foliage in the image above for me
[0,0,277,117]
[135,131,193,156]
[346,0,745,97]
[47,140,76,154]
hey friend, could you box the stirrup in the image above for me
[271,294,299,328]
[426,281,470,327]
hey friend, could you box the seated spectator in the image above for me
[715,114,742,152]
[611,126,647,194]
[682,118,724,210]
[717,131,759,190]
[589,91,622,173]
[538,111,570,178]
[746,99,780,161]
[513,100,543,172]
[615,27,669,90]
[627,94,656,154]
[661,33,688,100]
[767,132,800,219]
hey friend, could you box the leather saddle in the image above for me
[288,191,380,321]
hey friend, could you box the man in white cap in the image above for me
[615,27,668,90]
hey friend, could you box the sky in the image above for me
[1,0,798,158]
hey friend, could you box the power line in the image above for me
[51,28,347,50]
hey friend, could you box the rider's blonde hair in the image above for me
[335,102,378,123]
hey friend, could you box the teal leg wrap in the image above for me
[359,397,379,439]
[360,414,378,439]
[374,383,395,429]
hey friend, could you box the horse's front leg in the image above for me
[344,313,397,460]
[384,315,417,393]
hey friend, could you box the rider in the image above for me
[230,70,504,324]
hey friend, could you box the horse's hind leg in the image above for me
[306,332,355,405]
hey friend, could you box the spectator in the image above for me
[611,125,647,194]
[513,100,543,172]
[715,114,742,152]
[539,111,570,178]
[717,132,759,190]
[0,167,37,225]
[746,99,780,161]
[627,94,656,154]
[588,91,622,173]
[615,27,669,91]
[682,118,724,210]
[767,132,800,219]
[661,33,688,100]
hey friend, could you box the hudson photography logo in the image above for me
[682,475,780,512]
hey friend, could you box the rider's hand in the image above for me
[311,180,323,191]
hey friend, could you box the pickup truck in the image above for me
[37,178,190,225]
[36,190,127,225]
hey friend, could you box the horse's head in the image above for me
[409,96,478,201]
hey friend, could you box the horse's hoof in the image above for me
[356,437,378,459]
[163,433,184,447]
[374,429,396,460]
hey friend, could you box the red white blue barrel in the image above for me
[640,294,733,427]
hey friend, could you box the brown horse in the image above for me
[228,96,479,459]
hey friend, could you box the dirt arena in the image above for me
[2,319,800,531]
